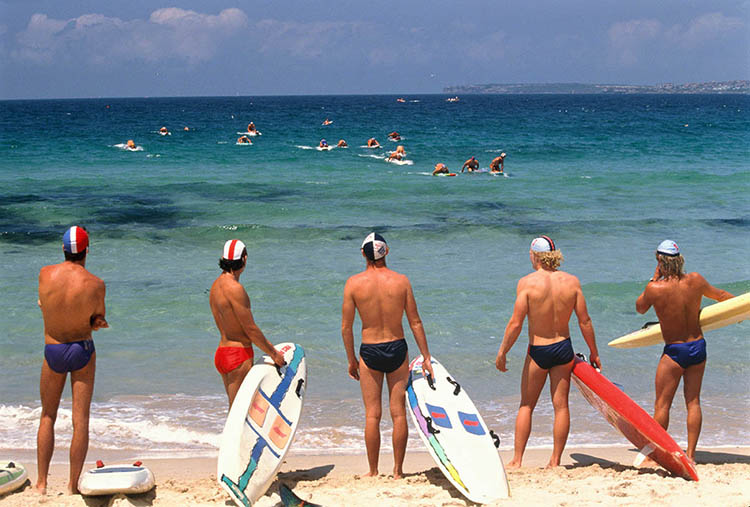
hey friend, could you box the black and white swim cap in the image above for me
[530,236,556,252]
[361,232,387,261]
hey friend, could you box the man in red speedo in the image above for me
[209,239,285,408]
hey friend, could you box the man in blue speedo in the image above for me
[36,226,108,495]
[636,240,733,462]
[495,236,600,468]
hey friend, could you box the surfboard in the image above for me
[316,146,332,151]
[608,292,750,349]
[406,355,510,503]
[0,461,27,496]
[279,483,322,507]
[217,343,307,506]
[571,355,698,480]
[78,461,155,495]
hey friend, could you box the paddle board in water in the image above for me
[279,483,322,507]
[0,461,28,496]
[407,355,510,503]
[78,461,155,495]
[571,354,698,480]
[608,292,749,349]
[218,343,307,506]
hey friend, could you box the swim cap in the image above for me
[63,226,89,254]
[222,239,246,260]
[501,152,506,157]
[530,236,555,252]
[361,232,387,261]
[656,239,679,257]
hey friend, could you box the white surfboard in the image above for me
[0,461,27,496]
[78,462,155,496]
[406,355,510,503]
[217,343,307,506]
[609,292,750,349]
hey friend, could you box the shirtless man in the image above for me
[247,122,257,133]
[210,240,286,408]
[635,240,733,461]
[432,163,449,175]
[388,131,401,141]
[461,156,479,173]
[367,138,380,148]
[387,145,406,161]
[490,153,506,173]
[341,233,434,478]
[496,236,599,468]
[237,136,252,145]
[37,226,108,495]
[337,139,348,147]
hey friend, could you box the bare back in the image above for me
[38,262,105,344]
[519,269,582,344]
[209,273,254,347]
[343,265,412,344]
[636,272,733,344]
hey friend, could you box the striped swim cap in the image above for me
[63,226,89,254]
[222,239,246,260]
[530,236,555,252]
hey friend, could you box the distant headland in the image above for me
[443,80,749,95]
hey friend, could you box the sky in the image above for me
[0,0,748,99]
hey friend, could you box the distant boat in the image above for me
[446,96,460,102]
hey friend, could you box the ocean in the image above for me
[1,94,748,459]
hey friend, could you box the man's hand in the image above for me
[90,314,109,330]
[421,356,435,379]
[589,351,601,370]
[348,359,360,381]
[495,352,508,372]
[272,350,287,368]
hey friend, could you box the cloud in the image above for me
[12,8,248,65]
[607,12,746,67]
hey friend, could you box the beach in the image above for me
[3,447,749,506]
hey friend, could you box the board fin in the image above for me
[279,483,322,507]
[633,444,656,467]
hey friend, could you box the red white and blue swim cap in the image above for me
[222,239,246,260]
[63,226,89,254]
[656,239,679,257]
[530,235,555,252]
[361,232,387,261]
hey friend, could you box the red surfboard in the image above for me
[571,356,698,481]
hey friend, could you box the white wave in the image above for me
[358,153,385,160]
[296,145,315,150]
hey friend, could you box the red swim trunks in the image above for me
[214,346,254,374]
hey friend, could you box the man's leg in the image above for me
[68,353,96,494]
[508,355,548,468]
[385,356,410,479]
[654,354,683,432]
[36,360,67,495]
[359,358,384,476]
[682,360,706,460]
[547,360,573,467]
[223,359,253,409]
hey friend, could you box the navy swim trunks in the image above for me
[528,337,574,370]
[663,338,706,369]
[44,340,95,373]
[360,339,408,373]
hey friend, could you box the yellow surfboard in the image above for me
[608,292,750,349]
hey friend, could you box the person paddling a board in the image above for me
[490,153,506,173]
[635,240,733,462]
[495,236,600,468]
[341,233,435,479]
[210,240,286,408]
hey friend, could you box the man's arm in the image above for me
[635,284,653,314]
[496,281,528,372]
[461,160,468,172]
[573,281,599,369]
[696,273,734,302]
[229,284,285,367]
[341,279,360,380]
[90,278,109,330]
[404,278,434,378]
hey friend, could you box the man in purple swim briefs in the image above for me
[36,226,109,495]
[495,236,600,468]
[341,232,434,479]
[636,240,733,461]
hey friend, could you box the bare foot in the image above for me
[505,460,521,469]
[545,460,562,469]
[392,469,404,479]
[363,470,378,477]
[35,483,47,496]
[637,456,658,468]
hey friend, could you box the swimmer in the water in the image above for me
[388,145,406,161]
[319,139,329,148]
[126,140,137,150]
[183,126,190,131]
[247,123,257,133]
[237,136,252,144]
[322,118,333,126]
[432,163,450,176]
[490,153,506,173]
[388,131,401,141]
[159,127,169,135]
[337,139,348,147]
[367,138,381,148]
[461,156,479,173]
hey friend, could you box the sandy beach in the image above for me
[2,446,748,506]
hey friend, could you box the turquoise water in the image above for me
[1,94,748,456]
